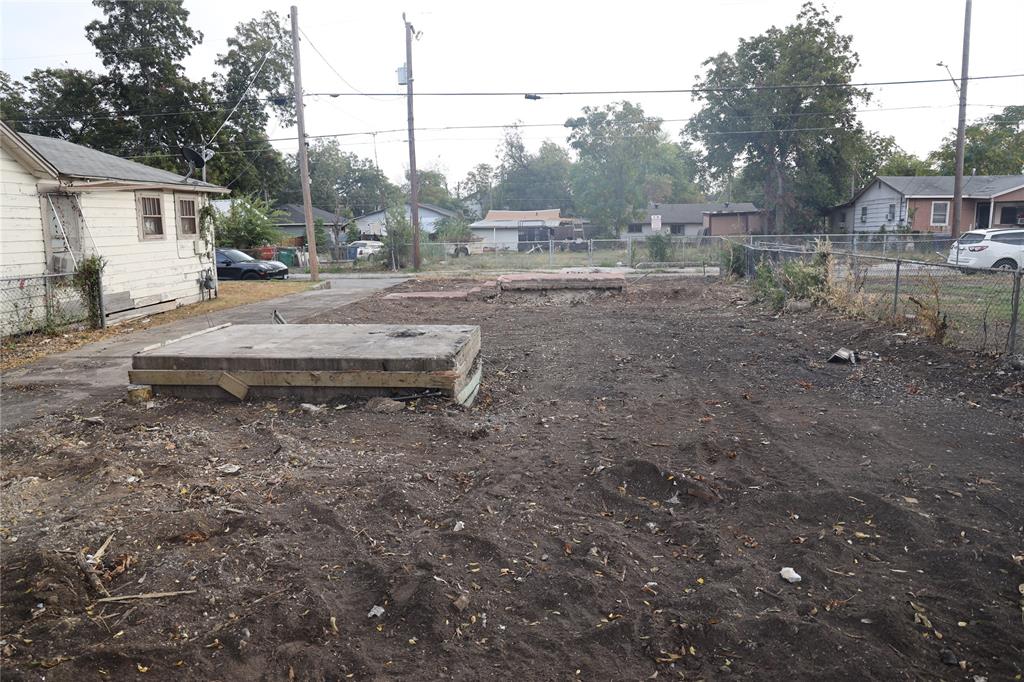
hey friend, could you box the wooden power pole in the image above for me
[951,0,972,239]
[290,5,319,281]
[404,14,421,269]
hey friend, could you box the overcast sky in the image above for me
[2,0,1022,188]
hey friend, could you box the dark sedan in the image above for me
[215,248,289,280]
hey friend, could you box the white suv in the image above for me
[947,228,1024,271]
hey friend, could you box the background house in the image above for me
[1,122,227,332]
[353,202,457,238]
[629,202,758,236]
[829,175,1024,233]
[702,207,767,236]
[272,203,348,245]
[469,209,581,250]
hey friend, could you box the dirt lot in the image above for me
[2,278,1022,681]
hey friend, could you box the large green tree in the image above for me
[687,2,870,231]
[928,105,1024,175]
[453,163,495,218]
[565,101,668,234]
[279,139,398,217]
[493,129,575,214]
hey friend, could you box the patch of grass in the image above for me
[1,280,315,372]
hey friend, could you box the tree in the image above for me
[433,216,473,242]
[877,151,933,177]
[687,3,870,231]
[493,130,575,214]
[928,105,1024,175]
[454,163,494,218]
[214,197,283,248]
[565,101,666,234]
[202,11,294,197]
[279,139,397,217]
[85,0,210,163]
[405,167,461,211]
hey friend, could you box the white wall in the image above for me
[356,206,450,237]
[0,145,49,334]
[470,227,519,250]
[850,181,907,232]
[0,145,46,278]
[76,189,214,314]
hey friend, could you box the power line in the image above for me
[206,50,274,148]
[303,73,1024,98]
[297,27,399,103]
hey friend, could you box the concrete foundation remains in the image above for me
[128,324,482,406]
[497,272,626,291]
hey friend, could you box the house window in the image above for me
[930,201,949,227]
[860,206,867,223]
[670,224,685,235]
[887,204,896,221]
[627,224,643,234]
[998,206,1021,225]
[137,193,164,239]
[176,196,198,238]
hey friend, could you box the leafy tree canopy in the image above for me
[928,105,1024,176]
[687,2,870,231]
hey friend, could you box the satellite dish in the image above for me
[180,146,213,182]
[181,146,207,169]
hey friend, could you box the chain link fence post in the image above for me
[588,239,593,267]
[97,273,107,329]
[892,258,901,319]
[1008,269,1021,355]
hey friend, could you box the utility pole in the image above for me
[403,13,420,269]
[290,5,319,281]
[951,0,972,239]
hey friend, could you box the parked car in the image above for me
[946,228,1024,271]
[349,240,384,259]
[215,248,289,280]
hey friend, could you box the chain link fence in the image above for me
[738,242,1022,354]
[737,232,957,262]
[383,237,723,273]
[0,273,99,339]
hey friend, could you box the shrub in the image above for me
[214,196,283,248]
[721,241,747,278]
[646,233,673,263]
[72,254,106,329]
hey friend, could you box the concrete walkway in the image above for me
[1,276,405,428]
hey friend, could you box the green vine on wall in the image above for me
[72,255,106,329]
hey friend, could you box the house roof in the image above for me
[16,132,225,191]
[636,202,758,225]
[0,121,59,178]
[484,209,563,222]
[273,203,348,225]
[353,202,459,221]
[877,175,1024,198]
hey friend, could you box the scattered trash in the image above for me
[367,605,385,618]
[452,593,471,612]
[665,492,680,505]
[779,567,802,583]
[216,463,241,475]
[81,416,105,425]
[366,397,406,414]
[828,348,857,364]
[300,403,322,413]
[452,521,465,532]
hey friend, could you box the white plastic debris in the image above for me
[216,463,241,475]
[780,567,802,583]
[367,605,385,618]
[300,403,322,413]
[665,492,681,505]
[452,521,465,532]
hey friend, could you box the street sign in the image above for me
[651,215,662,232]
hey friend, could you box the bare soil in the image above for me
[2,279,1022,681]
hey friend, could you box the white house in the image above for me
[1,121,228,334]
[469,209,579,250]
[353,202,458,238]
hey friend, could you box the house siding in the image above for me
[907,197,977,232]
[0,145,47,278]
[849,181,907,232]
[75,189,213,314]
[470,227,519,250]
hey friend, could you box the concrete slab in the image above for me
[383,288,480,301]
[497,272,626,291]
[129,324,482,405]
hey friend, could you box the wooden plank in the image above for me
[451,327,482,376]
[217,372,249,400]
[141,323,232,353]
[453,361,483,407]
[128,368,463,390]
